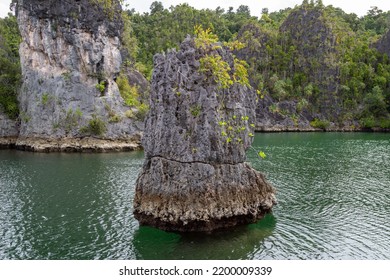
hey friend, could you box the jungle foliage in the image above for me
[128,1,390,127]
[1,1,390,127]
[0,13,21,119]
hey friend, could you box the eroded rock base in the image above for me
[0,137,18,149]
[133,157,276,232]
[134,211,272,232]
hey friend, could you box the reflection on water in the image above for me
[1,132,390,259]
[0,151,143,259]
[133,214,276,260]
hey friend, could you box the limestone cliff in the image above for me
[376,29,390,58]
[14,0,142,151]
[236,4,360,131]
[133,37,276,232]
[0,111,19,148]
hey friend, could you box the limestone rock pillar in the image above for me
[134,37,276,232]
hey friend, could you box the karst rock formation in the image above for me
[14,0,141,151]
[133,36,276,232]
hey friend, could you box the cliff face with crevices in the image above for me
[236,5,362,131]
[376,29,390,58]
[0,111,19,148]
[14,0,142,151]
[133,37,276,232]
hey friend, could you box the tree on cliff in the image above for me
[130,3,257,78]
[2,0,390,129]
[128,1,390,130]
[235,2,390,129]
[0,13,21,119]
[150,1,164,15]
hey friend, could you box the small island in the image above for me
[133,29,276,231]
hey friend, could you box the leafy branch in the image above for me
[194,25,251,89]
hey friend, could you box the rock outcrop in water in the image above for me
[14,0,142,151]
[133,37,276,232]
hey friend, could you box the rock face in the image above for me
[376,30,390,58]
[279,6,341,118]
[236,5,360,131]
[0,111,19,148]
[15,0,141,151]
[133,37,276,232]
[255,96,315,132]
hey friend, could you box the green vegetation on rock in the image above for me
[310,118,330,130]
[128,1,390,130]
[117,73,139,106]
[235,1,390,129]
[90,0,124,19]
[2,1,390,130]
[130,2,255,78]
[195,25,250,89]
[117,72,149,120]
[80,114,107,136]
[0,13,21,119]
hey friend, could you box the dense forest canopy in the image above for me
[1,0,389,128]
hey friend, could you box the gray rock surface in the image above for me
[236,6,355,130]
[255,95,315,132]
[15,0,142,151]
[0,111,19,137]
[0,111,19,148]
[376,29,390,58]
[134,37,276,232]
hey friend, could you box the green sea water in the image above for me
[0,133,389,259]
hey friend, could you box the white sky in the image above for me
[1,0,390,18]
[125,0,390,17]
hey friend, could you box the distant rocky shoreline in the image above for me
[0,136,141,152]
[2,127,389,152]
[255,126,390,133]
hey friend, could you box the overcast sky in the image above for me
[1,0,390,18]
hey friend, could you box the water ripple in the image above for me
[1,133,390,259]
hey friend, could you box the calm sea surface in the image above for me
[0,133,389,259]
